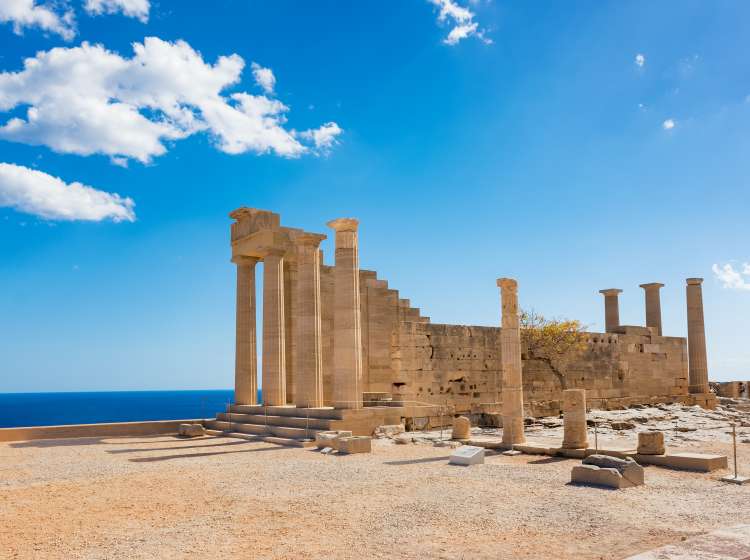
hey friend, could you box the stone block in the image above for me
[637,431,665,455]
[583,454,644,486]
[178,423,206,437]
[337,436,372,454]
[572,455,644,489]
[452,416,471,440]
[449,445,485,466]
[571,465,631,489]
[315,430,353,450]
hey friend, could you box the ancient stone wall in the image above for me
[344,270,691,416]
[523,327,689,416]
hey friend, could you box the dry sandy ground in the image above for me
[1,429,750,560]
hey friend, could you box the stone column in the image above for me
[599,289,623,333]
[233,256,259,405]
[498,278,526,446]
[262,250,287,406]
[639,283,664,336]
[562,389,589,449]
[686,278,709,394]
[328,218,363,410]
[294,233,326,408]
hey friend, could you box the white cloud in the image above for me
[428,0,490,46]
[712,263,750,292]
[299,122,342,153]
[0,162,135,222]
[0,38,340,164]
[251,62,276,95]
[84,0,150,23]
[635,53,645,67]
[0,0,75,40]
[662,119,676,130]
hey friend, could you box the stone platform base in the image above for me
[683,392,718,410]
[206,404,407,447]
[468,438,729,473]
[634,452,727,472]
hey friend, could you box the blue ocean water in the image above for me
[0,390,254,428]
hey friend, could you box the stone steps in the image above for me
[363,271,429,325]
[204,429,316,448]
[206,420,322,440]
[229,404,346,420]
[216,412,333,430]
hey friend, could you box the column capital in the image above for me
[686,277,704,286]
[327,218,359,232]
[497,277,518,291]
[261,247,287,259]
[639,282,664,290]
[231,255,260,266]
[294,232,327,247]
[599,288,623,296]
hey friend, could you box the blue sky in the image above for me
[1,0,749,392]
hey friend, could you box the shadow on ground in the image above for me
[108,440,251,454]
[129,445,287,462]
[9,435,176,449]
[384,455,451,466]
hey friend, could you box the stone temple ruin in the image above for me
[211,207,718,444]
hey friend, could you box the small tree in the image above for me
[520,309,588,389]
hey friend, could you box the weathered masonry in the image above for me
[220,208,715,441]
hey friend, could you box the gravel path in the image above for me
[1,427,749,559]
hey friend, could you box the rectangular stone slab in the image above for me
[337,436,372,454]
[449,445,485,466]
[571,464,635,489]
[635,452,728,472]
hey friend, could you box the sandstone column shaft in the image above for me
[262,252,286,405]
[498,278,526,445]
[686,278,709,394]
[294,234,326,408]
[640,283,664,336]
[234,256,259,405]
[562,389,589,449]
[599,289,623,333]
[328,218,363,409]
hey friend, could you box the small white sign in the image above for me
[449,445,485,466]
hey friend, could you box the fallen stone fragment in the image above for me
[434,440,461,448]
[580,454,645,487]
[315,430,352,450]
[178,423,205,437]
[373,424,405,438]
[337,436,372,454]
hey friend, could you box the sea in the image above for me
[0,390,257,428]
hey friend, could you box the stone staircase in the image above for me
[204,404,405,447]
[359,269,431,325]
